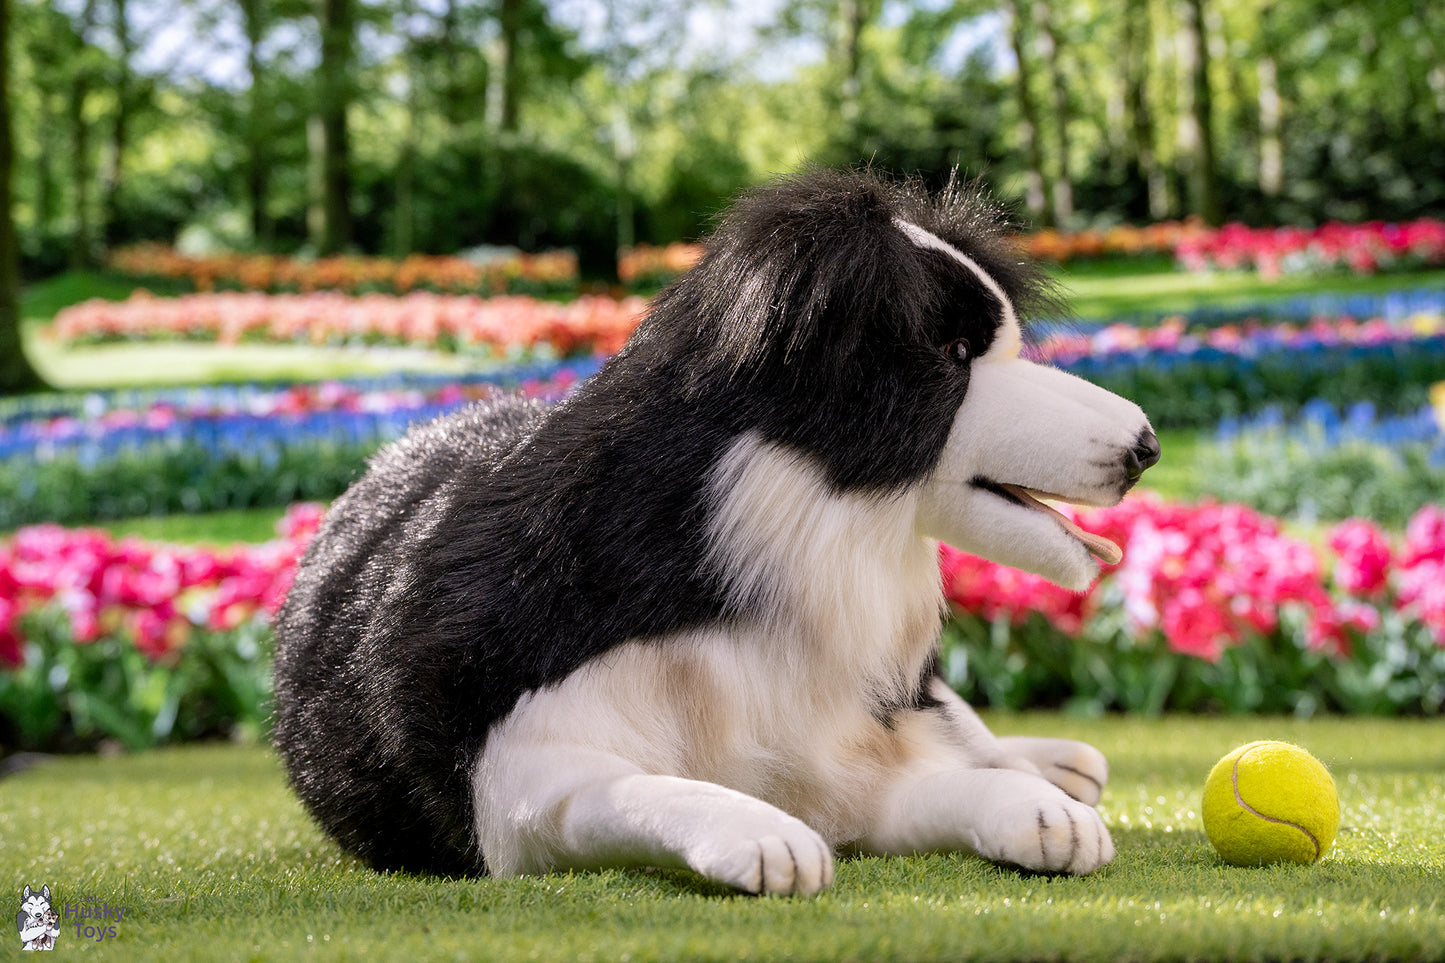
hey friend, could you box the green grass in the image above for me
[91,507,294,545]
[20,270,192,322]
[1137,429,1206,503]
[23,330,470,391]
[2,715,1441,962]
[1054,263,1445,320]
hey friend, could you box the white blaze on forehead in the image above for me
[894,218,1021,357]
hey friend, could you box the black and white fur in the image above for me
[272,169,1159,894]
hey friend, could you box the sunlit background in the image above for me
[2,4,1444,957]
[14,0,1444,270]
[2,0,1444,755]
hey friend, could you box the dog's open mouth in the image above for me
[975,480,1124,565]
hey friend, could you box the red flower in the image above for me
[0,597,21,666]
[1328,519,1393,596]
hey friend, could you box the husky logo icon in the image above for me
[16,885,60,952]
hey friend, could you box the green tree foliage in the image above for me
[1,0,1440,279]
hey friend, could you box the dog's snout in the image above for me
[1123,428,1161,484]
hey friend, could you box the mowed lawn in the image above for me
[3,714,1442,962]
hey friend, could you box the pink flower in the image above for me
[1306,601,1380,656]
[278,502,326,543]
[1397,558,1445,646]
[0,597,21,666]
[939,542,1092,634]
[127,608,178,659]
[1402,505,1445,568]
[1160,587,1234,661]
[1328,519,1393,596]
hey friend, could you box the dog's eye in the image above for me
[944,338,971,365]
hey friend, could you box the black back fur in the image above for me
[271,168,1055,875]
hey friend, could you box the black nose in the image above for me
[1124,428,1161,484]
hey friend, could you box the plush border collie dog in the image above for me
[273,169,1159,895]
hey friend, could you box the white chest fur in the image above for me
[475,434,948,857]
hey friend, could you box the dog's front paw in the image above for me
[685,803,835,896]
[996,736,1109,806]
[981,791,1114,875]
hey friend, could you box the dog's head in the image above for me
[19,885,51,918]
[645,168,1157,591]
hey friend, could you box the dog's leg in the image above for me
[475,743,834,896]
[993,736,1109,807]
[857,764,1115,875]
[928,677,1110,806]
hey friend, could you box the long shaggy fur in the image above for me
[272,168,1146,882]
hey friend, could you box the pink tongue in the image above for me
[1001,485,1124,565]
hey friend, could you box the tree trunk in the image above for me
[1417,1,1445,124]
[395,137,415,258]
[496,0,521,134]
[611,103,633,260]
[22,25,60,234]
[394,1,420,258]
[241,0,272,245]
[316,0,354,254]
[1005,0,1049,226]
[100,0,131,248]
[34,91,58,234]
[1177,0,1220,225]
[68,0,99,268]
[0,0,49,394]
[306,114,325,247]
[1034,0,1072,225]
[440,0,464,129]
[1256,39,1282,197]
[1121,0,1165,220]
[836,0,869,139]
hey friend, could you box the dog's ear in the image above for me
[41,885,50,902]
[672,168,930,375]
[23,884,32,901]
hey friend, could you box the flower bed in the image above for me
[47,287,1445,429]
[939,497,1445,715]
[1198,397,1445,526]
[0,361,599,529]
[5,498,1443,751]
[1053,312,1445,427]
[0,504,320,751]
[107,244,580,296]
[613,226,1197,287]
[1021,220,1205,263]
[1076,282,1445,328]
[1175,219,1445,277]
[617,242,704,289]
[1033,310,1445,366]
[48,290,645,358]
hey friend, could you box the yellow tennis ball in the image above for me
[1201,740,1340,866]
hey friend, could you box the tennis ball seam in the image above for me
[1232,753,1322,860]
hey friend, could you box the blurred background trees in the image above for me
[3,0,1442,278]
